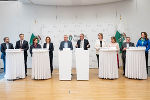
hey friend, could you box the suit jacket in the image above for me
[1,43,14,59]
[43,43,54,55]
[15,40,29,56]
[76,39,90,50]
[30,44,41,56]
[59,41,73,50]
[120,42,135,58]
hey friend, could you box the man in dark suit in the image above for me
[15,34,29,76]
[43,36,54,74]
[1,37,14,73]
[76,33,90,50]
[59,35,73,50]
[120,37,135,75]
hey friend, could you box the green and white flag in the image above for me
[29,33,41,45]
[29,33,35,45]
[115,31,125,50]
[115,19,126,53]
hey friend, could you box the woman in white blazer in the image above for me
[95,33,107,68]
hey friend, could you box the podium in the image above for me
[99,47,118,79]
[59,48,72,80]
[75,48,89,80]
[5,49,25,80]
[125,47,147,79]
[32,49,51,80]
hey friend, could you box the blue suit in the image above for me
[59,41,73,50]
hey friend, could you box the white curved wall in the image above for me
[0,0,150,68]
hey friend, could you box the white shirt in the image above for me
[6,43,9,49]
[126,43,129,49]
[46,43,49,49]
[80,40,84,48]
[64,42,68,48]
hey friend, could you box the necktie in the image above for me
[20,41,23,48]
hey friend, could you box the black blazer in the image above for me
[76,39,90,50]
[120,42,135,58]
[30,44,41,56]
[43,43,54,55]
[15,40,29,56]
[1,43,14,57]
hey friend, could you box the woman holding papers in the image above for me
[95,33,107,68]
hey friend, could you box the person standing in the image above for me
[109,37,120,68]
[15,34,29,76]
[59,35,73,50]
[95,33,107,68]
[30,38,41,56]
[136,32,150,74]
[75,33,90,50]
[1,37,14,73]
[120,37,135,75]
[43,36,54,74]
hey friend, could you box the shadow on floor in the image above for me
[0,69,4,80]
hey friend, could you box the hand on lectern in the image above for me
[87,44,90,48]
[75,44,78,48]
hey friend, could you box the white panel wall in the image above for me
[0,0,150,68]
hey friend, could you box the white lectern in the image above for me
[32,49,51,80]
[99,47,118,79]
[59,48,72,80]
[5,49,25,80]
[75,48,89,80]
[126,47,147,79]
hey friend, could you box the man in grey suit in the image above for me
[59,35,73,50]
[120,37,135,75]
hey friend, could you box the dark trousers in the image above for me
[49,54,53,74]
[24,55,27,75]
[122,56,126,75]
[145,52,148,74]
[2,57,6,73]
[96,54,99,68]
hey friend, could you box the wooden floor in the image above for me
[0,68,150,100]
